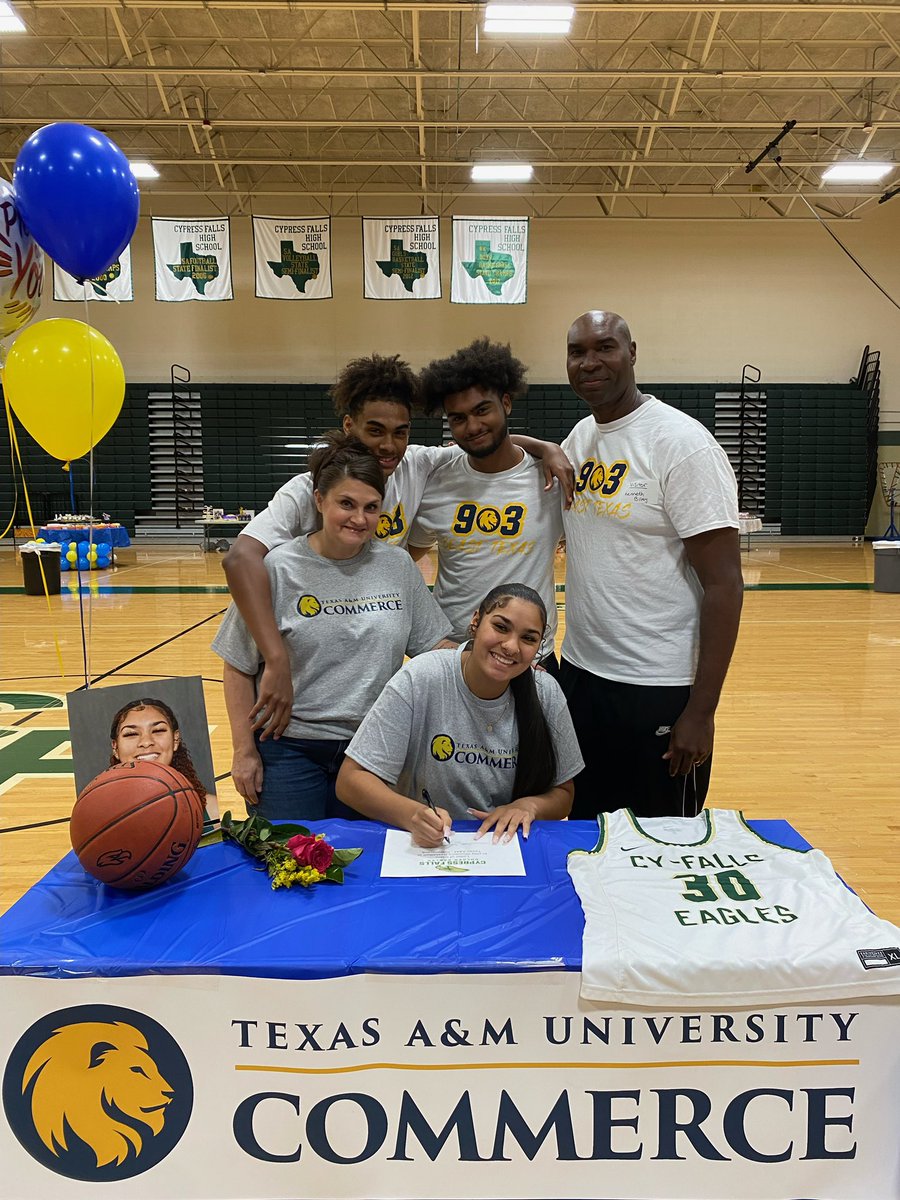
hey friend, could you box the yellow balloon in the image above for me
[4,318,124,461]
[66,550,77,563]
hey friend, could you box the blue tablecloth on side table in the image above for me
[38,523,131,548]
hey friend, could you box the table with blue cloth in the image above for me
[38,522,131,564]
[0,819,896,1200]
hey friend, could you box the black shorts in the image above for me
[558,658,712,821]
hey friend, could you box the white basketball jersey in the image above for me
[568,808,900,1005]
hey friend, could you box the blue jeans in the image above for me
[255,734,354,822]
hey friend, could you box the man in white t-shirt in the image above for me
[224,353,573,736]
[559,311,743,818]
[408,339,564,668]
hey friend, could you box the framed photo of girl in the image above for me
[67,677,219,836]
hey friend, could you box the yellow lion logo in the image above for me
[376,514,393,539]
[475,507,501,533]
[297,594,321,618]
[22,1022,174,1169]
[588,463,606,491]
[431,734,455,762]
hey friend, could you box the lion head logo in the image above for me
[4,1006,193,1182]
[588,463,606,491]
[297,594,321,618]
[475,507,501,533]
[376,513,393,539]
[430,734,455,762]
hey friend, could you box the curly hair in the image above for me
[419,338,528,417]
[330,354,419,419]
[308,431,385,500]
[108,697,208,803]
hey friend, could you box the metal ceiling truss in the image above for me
[0,0,898,218]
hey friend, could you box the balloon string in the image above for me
[83,285,95,686]
[69,462,90,690]
[1,393,19,539]
[3,383,66,680]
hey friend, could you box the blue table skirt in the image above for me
[38,524,131,548]
[0,818,810,982]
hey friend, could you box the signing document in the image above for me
[381,830,526,878]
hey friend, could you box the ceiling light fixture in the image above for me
[483,4,574,35]
[821,162,893,182]
[129,161,160,180]
[0,3,26,33]
[471,163,534,182]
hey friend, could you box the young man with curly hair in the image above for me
[224,352,572,736]
[408,338,565,670]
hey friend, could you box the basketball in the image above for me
[70,761,204,890]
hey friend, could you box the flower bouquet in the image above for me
[221,811,363,890]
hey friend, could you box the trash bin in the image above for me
[21,544,62,596]
[873,540,900,594]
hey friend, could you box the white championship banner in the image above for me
[2,971,898,1199]
[152,217,233,302]
[253,216,333,300]
[52,246,134,302]
[362,217,440,300]
[451,216,529,304]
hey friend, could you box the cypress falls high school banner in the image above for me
[253,216,333,300]
[362,217,440,300]
[3,971,899,1199]
[152,218,233,302]
[52,246,134,302]
[451,216,529,304]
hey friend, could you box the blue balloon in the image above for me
[13,122,140,280]
[97,541,111,555]
[77,540,90,554]
[59,558,70,571]
[77,555,89,571]
[97,555,111,569]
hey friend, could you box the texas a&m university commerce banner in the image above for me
[2,970,898,1199]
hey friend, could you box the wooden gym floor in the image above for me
[1,541,898,923]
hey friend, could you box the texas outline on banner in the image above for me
[362,217,441,300]
[152,217,233,302]
[253,216,333,300]
[52,246,134,302]
[451,216,529,304]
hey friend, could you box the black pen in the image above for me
[422,788,451,845]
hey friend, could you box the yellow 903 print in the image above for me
[451,502,526,538]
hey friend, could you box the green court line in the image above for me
[0,581,876,595]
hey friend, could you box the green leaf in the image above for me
[268,823,312,841]
[331,847,364,867]
[324,865,344,883]
[258,827,271,841]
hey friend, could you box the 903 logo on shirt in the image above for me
[574,459,629,496]
[451,502,526,537]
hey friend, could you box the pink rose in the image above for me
[308,839,334,873]
[286,834,318,866]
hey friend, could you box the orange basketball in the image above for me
[70,761,204,890]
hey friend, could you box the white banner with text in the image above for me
[152,218,233,302]
[253,216,333,300]
[2,971,897,1199]
[450,216,529,304]
[362,217,440,300]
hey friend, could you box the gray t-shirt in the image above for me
[212,537,451,740]
[345,645,584,819]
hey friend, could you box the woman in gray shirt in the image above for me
[337,583,583,846]
[213,435,451,821]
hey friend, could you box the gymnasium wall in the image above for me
[5,201,899,536]
[38,198,900,434]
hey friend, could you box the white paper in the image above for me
[380,829,526,877]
